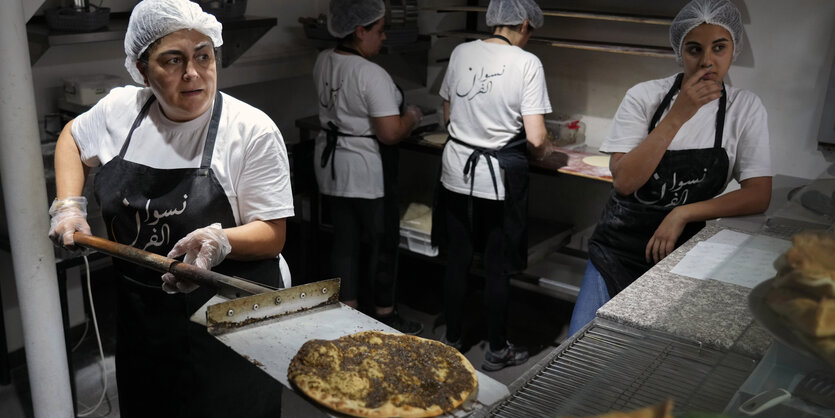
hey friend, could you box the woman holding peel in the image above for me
[569,0,772,335]
[47,0,292,415]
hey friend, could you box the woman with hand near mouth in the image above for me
[569,0,772,335]
[48,0,292,415]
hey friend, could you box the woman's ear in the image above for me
[354,25,366,41]
[522,19,531,33]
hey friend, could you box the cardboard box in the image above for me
[63,75,122,106]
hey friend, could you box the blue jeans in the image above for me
[568,261,611,336]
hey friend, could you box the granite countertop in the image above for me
[596,223,775,359]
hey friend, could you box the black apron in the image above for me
[94,92,282,417]
[588,73,730,296]
[320,45,403,290]
[431,131,530,275]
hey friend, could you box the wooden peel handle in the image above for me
[71,232,268,295]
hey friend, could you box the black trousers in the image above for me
[441,189,508,351]
[327,195,395,308]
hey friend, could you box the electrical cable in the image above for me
[70,318,89,352]
[76,255,109,417]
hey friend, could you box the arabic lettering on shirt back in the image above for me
[455,65,506,101]
[319,79,342,110]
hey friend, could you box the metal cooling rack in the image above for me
[483,319,757,417]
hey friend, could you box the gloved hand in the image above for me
[161,223,231,294]
[48,196,92,250]
[404,105,423,129]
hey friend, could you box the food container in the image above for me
[195,0,247,20]
[45,5,110,32]
[299,14,337,41]
[399,225,438,257]
[546,118,586,147]
[63,74,121,106]
[399,203,438,257]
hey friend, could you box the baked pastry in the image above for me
[765,286,835,337]
[773,231,835,297]
[288,331,478,417]
[572,399,674,418]
[765,231,835,366]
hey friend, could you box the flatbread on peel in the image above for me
[288,331,477,418]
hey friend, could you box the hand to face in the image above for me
[645,207,688,264]
[669,66,724,125]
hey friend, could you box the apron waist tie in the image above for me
[320,121,377,180]
[449,136,501,200]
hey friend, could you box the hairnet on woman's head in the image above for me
[328,0,386,39]
[486,0,544,29]
[670,0,743,65]
[124,0,223,84]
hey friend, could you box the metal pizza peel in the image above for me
[72,233,509,416]
[192,280,510,417]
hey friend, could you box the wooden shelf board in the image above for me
[424,6,673,26]
[27,13,277,68]
[434,30,675,59]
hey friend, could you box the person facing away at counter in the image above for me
[432,0,552,371]
[313,0,424,334]
[47,0,293,415]
[568,0,772,336]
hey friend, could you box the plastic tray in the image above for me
[724,341,833,417]
[399,225,438,257]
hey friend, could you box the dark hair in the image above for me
[337,18,382,45]
[137,37,164,72]
[493,23,531,33]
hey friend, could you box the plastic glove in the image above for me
[161,223,231,294]
[48,196,92,250]
[404,105,423,128]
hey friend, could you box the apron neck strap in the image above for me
[487,34,512,45]
[120,91,223,169]
[714,84,727,149]
[119,95,156,158]
[648,73,726,149]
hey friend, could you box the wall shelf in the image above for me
[303,35,431,55]
[27,13,277,68]
[435,30,674,59]
[424,6,673,26]
[425,5,674,59]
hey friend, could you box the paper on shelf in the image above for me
[670,230,792,288]
[707,229,753,246]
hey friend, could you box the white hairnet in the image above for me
[328,0,386,39]
[124,0,223,84]
[670,0,743,65]
[485,0,544,29]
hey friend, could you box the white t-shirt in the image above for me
[602,74,771,185]
[312,49,402,199]
[439,40,552,200]
[71,86,295,225]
